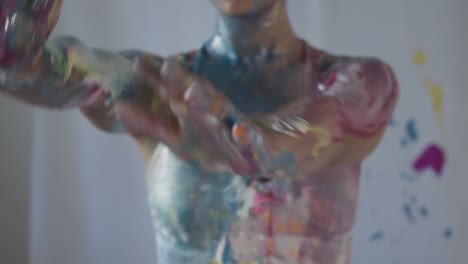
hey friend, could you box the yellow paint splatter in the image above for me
[265,116,332,157]
[423,78,445,132]
[306,126,332,157]
[281,117,332,157]
[183,76,194,88]
[412,50,429,66]
[105,107,117,117]
[65,47,75,80]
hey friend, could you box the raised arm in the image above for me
[1,1,165,110]
[1,2,97,106]
[0,0,177,162]
[3,36,133,109]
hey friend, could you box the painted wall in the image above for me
[320,0,468,263]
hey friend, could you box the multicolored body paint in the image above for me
[146,42,397,263]
[0,0,398,263]
[0,1,170,135]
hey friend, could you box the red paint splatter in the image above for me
[251,187,286,261]
[251,187,286,216]
[412,144,446,177]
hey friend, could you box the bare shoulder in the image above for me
[302,46,399,162]
[304,46,382,81]
[309,49,393,80]
[306,46,398,100]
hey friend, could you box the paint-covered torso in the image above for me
[146,46,360,264]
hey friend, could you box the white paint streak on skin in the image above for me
[213,236,227,263]
[237,186,256,218]
[169,209,189,243]
[270,116,332,157]
[200,183,212,192]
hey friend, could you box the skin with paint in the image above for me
[0,0,398,263]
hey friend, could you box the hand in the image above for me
[0,0,62,67]
[113,57,180,147]
[117,57,262,175]
[161,58,264,174]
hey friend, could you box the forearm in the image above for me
[247,57,398,176]
[0,36,136,109]
[149,56,396,178]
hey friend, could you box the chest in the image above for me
[147,146,360,252]
[185,56,316,114]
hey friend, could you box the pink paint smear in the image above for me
[412,144,446,177]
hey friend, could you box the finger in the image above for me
[165,78,214,118]
[168,98,189,117]
[160,57,229,115]
[132,58,168,98]
[159,57,195,98]
[185,78,227,111]
[12,0,28,9]
[202,122,257,175]
[31,0,59,14]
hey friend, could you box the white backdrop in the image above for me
[322,1,468,264]
[0,0,467,264]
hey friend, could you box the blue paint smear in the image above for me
[444,228,453,239]
[406,119,418,142]
[222,238,234,263]
[400,139,407,148]
[419,206,429,218]
[193,43,295,114]
[403,203,415,223]
[400,119,418,148]
[370,231,385,242]
[400,171,420,183]
[389,117,397,127]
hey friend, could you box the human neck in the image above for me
[205,1,303,64]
